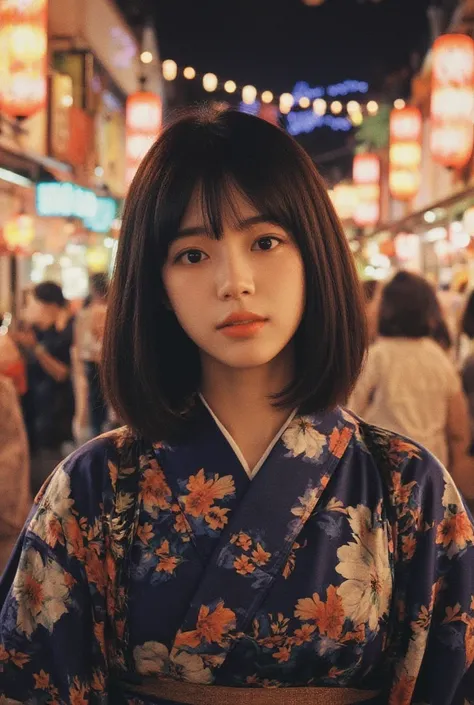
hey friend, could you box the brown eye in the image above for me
[175,249,208,264]
[252,236,281,252]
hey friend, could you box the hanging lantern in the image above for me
[431,34,474,168]
[389,106,422,201]
[125,91,162,188]
[3,214,35,253]
[0,0,48,119]
[330,183,358,221]
[352,153,380,227]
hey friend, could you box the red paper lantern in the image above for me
[431,34,474,168]
[125,91,162,188]
[352,154,380,227]
[389,106,422,201]
[0,0,48,119]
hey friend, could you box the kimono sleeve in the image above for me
[0,437,114,704]
[388,447,474,704]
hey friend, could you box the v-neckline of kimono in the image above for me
[199,393,298,480]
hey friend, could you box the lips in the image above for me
[217,311,267,329]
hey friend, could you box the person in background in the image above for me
[0,374,31,574]
[74,273,109,438]
[350,271,470,479]
[13,282,75,495]
[431,295,453,355]
[0,313,27,396]
[361,279,380,345]
[460,291,474,449]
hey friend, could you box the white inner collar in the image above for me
[199,393,297,480]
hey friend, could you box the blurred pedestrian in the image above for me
[74,273,109,438]
[460,291,474,450]
[350,271,470,473]
[13,281,75,495]
[361,279,380,344]
[431,295,453,354]
[0,374,31,574]
[0,314,27,396]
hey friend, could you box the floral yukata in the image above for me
[0,403,473,704]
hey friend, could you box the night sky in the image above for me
[152,0,433,177]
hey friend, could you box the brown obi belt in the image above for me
[121,677,381,705]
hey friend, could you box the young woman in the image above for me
[0,109,473,705]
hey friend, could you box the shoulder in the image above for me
[35,426,140,507]
[343,409,457,506]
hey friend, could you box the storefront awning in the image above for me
[370,186,474,238]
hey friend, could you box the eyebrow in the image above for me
[176,215,280,239]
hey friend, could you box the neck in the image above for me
[200,346,295,446]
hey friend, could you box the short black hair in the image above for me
[102,107,367,440]
[89,272,108,299]
[34,281,66,308]
[378,271,438,339]
[462,290,474,339]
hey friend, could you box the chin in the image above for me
[215,347,283,369]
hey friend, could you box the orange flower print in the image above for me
[64,515,86,561]
[401,534,416,561]
[176,602,236,648]
[464,615,474,667]
[205,506,231,531]
[8,649,29,668]
[320,586,345,639]
[295,586,344,640]
[234,555,255,575]
[174,511,191,537]
[273,646,291,663]
[156,539,171,557]
[436,511,474,554]
[69,677,89,705]
[328,426,353,458]
[156,555,179,574]
[85,549,106,595]
[137,522,154,545]
[0,645,8,662]
[183,470,235,518]
[33,670,50,689]
[140,464,172,514]
[251,543,271,567]
[155,539,180,574]
[293,623,316,645]
[235,533,252,551]
[44,515,64,549]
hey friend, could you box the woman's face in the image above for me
[162,189,305,371]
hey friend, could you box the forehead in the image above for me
[180,187,259,231]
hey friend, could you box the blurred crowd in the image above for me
[2,269,474,572]
[0,273,110,568]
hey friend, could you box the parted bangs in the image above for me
[102,107,367,441]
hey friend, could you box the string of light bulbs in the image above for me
[157,58,407,118]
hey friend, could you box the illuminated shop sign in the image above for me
[36,182,117,232]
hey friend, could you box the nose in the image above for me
[216,248,256,301]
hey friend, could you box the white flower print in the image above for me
[171,651,213,684]
[282,417,327,461]
[13,548,70,637]
[134,641,169,676]
[335,505,392,633]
